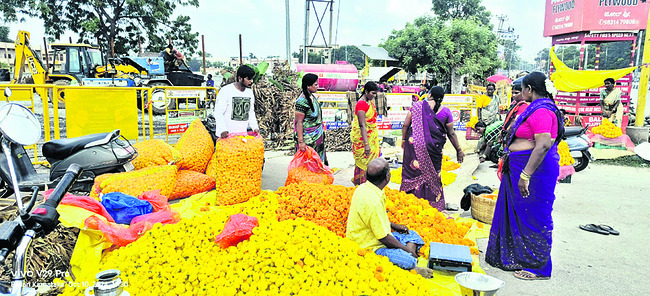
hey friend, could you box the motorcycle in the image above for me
[563,125,593,172]
[0,89,83,296]
[0,87,137,197]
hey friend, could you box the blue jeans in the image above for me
[375,230,425,270]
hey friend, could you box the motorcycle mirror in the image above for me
[0,103,41,146]
[3,87,11,100]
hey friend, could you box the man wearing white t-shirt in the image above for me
[214,65,259,138]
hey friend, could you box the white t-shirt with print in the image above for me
[213,83,259,135]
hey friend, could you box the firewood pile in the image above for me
[325,126,352,152]
[252,66,301,149]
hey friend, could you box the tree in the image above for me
[533,47,550,71]
[501,39,521,71]
[0,26,11,42]
[382,16,501,84]
[292,51,324,64]
[2,0,199,57]
[431,0,492,27]
[331,45,365,69]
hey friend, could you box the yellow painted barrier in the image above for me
[148,86,218,143]
[1,84,216,166]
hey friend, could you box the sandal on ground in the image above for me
[598,224,620,235]
[514,270,550,281]
[579,224,609,235]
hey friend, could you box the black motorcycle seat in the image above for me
[42,132,112,160]
[564,126,584,138]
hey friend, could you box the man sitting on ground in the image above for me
[346,158,434,278]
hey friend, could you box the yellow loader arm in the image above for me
[94,60,147,79]
[12,30,48,85]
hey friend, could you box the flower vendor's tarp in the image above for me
[66,189,494,295]
[549,47,637,92]
[59,205,112,283]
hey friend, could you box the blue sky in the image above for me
[4,0,549,61]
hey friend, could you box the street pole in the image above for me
[201,35,206,75]
[239,34,243,66]
[328,0,333,64]
[304,0,310,64]
[285,0,291,68]
[635,9,650,127]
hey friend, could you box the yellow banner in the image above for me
[65,87,139,139]
[549,46,637,92]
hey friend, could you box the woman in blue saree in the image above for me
[486,72,564,280]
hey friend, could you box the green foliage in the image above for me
[535,48,550,64]
[431,0,492,27]
[292,51,324,64]
[0,26,12,42]
[599,41,633,70]
[501,39,521,70]
[553,41,631,71]
[0,61,9,69]
[381,16,500,83]
[332,45,365,69]
[554,45,581,69]
[2,0,199,57]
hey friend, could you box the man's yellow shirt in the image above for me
[346,182,391,251]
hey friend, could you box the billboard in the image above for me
[544,0,649,37]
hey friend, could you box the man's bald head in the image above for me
[366,158,390,187]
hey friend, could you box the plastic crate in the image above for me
[465,127,480,140]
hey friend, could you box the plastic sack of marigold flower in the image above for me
[214,214,259,248]
[175,119,215,173]
[90,165,178,198]
[131,139,182,170]
[213,132,264,206]
[285,146,333,186]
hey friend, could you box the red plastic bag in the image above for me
[43,189,115,223]
[285,146,334,186]
[85,216,153,247]
[137,190,171,212]
[130,210,181,225]
[214,214,259,248]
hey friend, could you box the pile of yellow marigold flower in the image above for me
[58,192,435,296]
[214,134,265,205]
[592,118,623,138]
[557,141,575,166]
[390,156,460,186]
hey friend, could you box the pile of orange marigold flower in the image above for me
[275,183,478,256]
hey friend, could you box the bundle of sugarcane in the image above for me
[325,126,352,151]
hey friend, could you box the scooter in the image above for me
[0,88,84,295]
[486,125,593,173]
[0,87,137,197]
[564,126,593,172]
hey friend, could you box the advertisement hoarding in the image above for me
[544,0,649,37]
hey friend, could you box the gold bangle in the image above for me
[520,171,532,181]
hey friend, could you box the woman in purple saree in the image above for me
[400,87,465,211]
[486,72,564,280]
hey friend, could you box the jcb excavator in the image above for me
[12,30,203,114]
